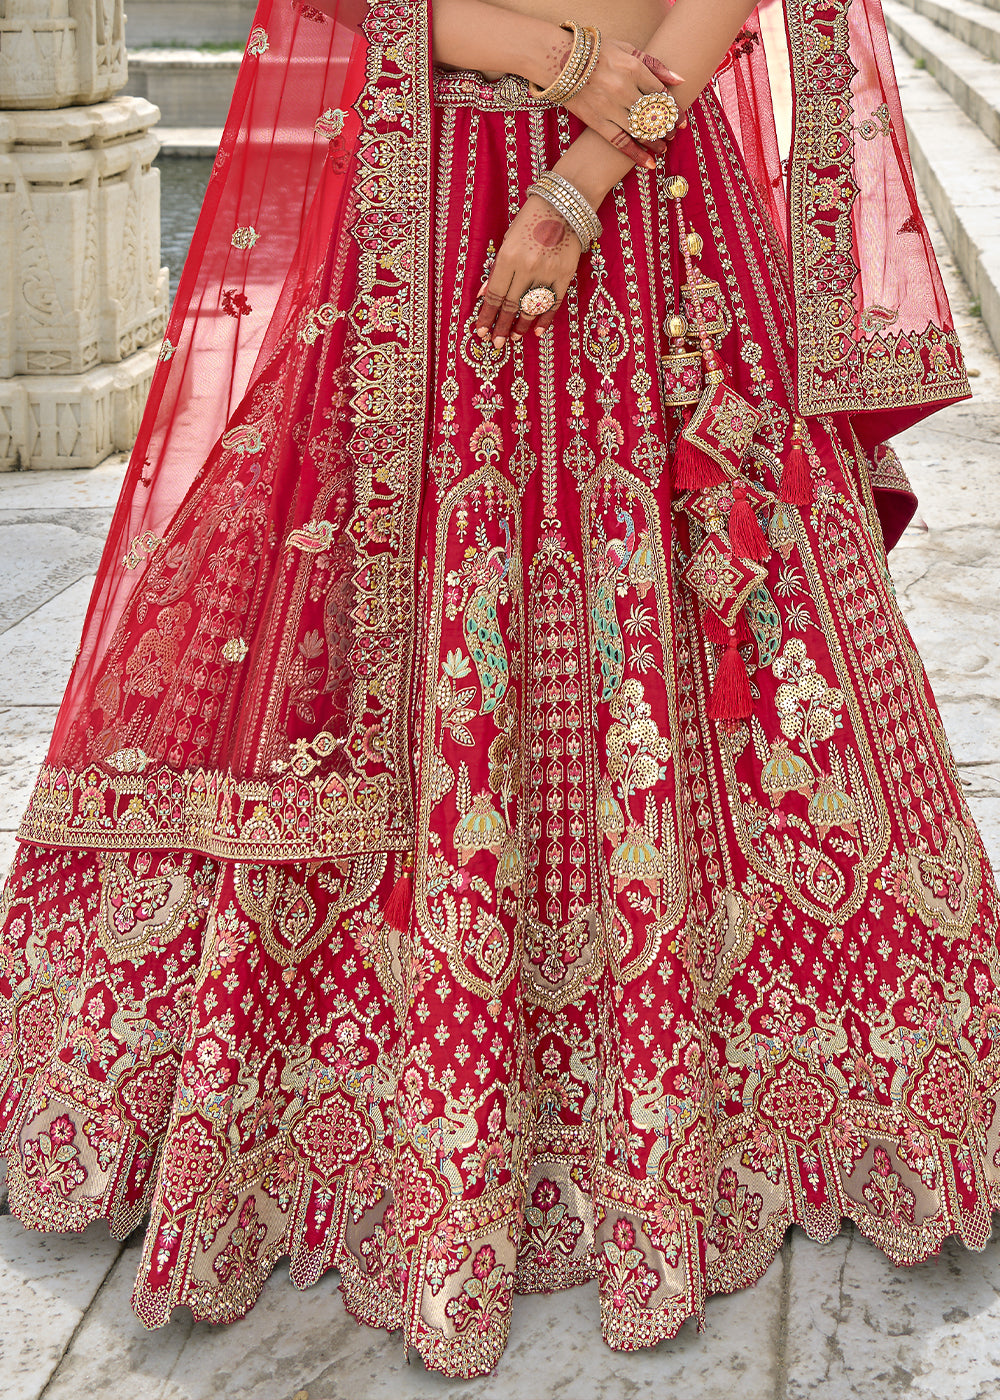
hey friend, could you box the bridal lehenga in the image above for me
[1,0,998,1379]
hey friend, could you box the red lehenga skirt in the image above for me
[1,70,999,1379]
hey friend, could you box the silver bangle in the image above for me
[535,171,603,240]
[527,171,603,250]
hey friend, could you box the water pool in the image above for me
[156,156,214,296]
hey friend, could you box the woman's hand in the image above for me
[474,196,583,348]
[564,42,683,170]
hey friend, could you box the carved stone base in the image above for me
[0,344,160,469]
[0,0,127,109]
[0,98,169,380]
[0,92,168,469]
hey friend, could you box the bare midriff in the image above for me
[461,0,668,77]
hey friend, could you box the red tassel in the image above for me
[780,425,813,506]
[702,608,752,647]
[708,638,752,723]
[728,483,771,562]
[674,434,727,490]
[383,852,414,934]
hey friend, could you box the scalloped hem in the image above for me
[4,1151,998,1380]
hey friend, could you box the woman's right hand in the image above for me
[563,41,684,170]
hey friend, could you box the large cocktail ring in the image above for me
[519,285,557,318]
[627,91,680,142]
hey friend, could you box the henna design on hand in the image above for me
[629,47,682,84]
[541,39,573,83]
[609,130,634,153]
[530,217,571,250]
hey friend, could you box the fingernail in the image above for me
[511,332,522,342]
[476,281,488,298]
[476,327,489,339]
[494,335,505,348]
[668,70,683,82]
[645,158,656,170]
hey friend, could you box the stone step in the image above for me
[124,0,255,48]
[890,0,1000,63]
[156,127,223,156]
[884,0,1000,149]
[124,48,241,130]
[891,49,1000,356]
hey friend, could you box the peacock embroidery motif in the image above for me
[591,502,636,703]
[452,516,514,716]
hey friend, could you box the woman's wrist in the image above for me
[515,19,574,90]
[552,134,634,213]
[431,2,569,90]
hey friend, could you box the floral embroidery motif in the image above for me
[221,289,252,318]
[296,303,342,345]
[599,1219,660,1310]
[122,532,165,570]
[21,1116,87,1198]
[682,533,767,622]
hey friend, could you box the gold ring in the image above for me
[627,91,680,143]
[518,285,557,318]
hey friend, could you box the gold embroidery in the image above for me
[285,520,336,552]
[785,2,968,416]
[297,303,343,345]
[230,226,260,250]
[857,103,892,141]
[122,533,165,570]
[107,748,152,774]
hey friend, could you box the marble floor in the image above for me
[1,216,1000,1399]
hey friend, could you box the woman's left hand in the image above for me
[564,42,683,168]
[474,195,583,348]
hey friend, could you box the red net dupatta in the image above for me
[38,0,436,861]
[785,0,968,439]
[715,0,969,546]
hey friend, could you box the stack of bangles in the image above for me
[527,170,603,251]
[530,16,681,147]
[530,21,603,104]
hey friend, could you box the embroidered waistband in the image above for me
[433,67,545,112]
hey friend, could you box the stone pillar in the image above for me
[0,0,168,469]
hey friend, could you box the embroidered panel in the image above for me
[784,0,969,418]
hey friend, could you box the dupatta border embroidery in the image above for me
[785,0,968,417]
[345,0,433,855]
